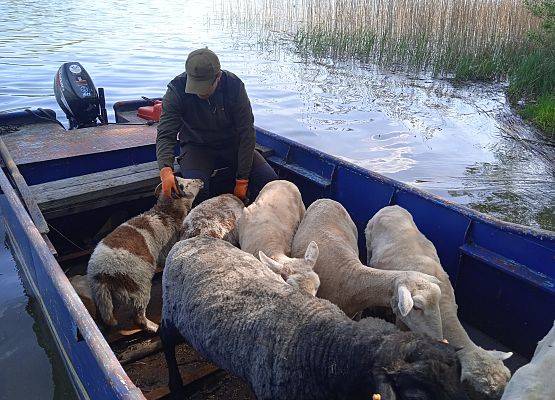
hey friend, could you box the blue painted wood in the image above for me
[255,126,555,358]
[1,105,554,397]
[0,168,144,400]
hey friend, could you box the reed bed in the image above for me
[222,0,539,81]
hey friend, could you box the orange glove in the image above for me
[234,179,249,201]
[160,167,178,198]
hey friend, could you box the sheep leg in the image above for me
[132,295,158,333]
[395,316,410,332]
[159,320,185,398]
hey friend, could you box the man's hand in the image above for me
[160,167,178,198]
[234,179,249,201]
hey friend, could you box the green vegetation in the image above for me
[508,1,554,136]
[224,0,554,134]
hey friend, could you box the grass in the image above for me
[508,0,555,136]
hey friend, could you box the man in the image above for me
[156,48,277,202]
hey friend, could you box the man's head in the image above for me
[185,48,222,99]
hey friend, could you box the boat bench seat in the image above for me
[266,155,332,188]
[30,161,163,219]
[29,144,275,219]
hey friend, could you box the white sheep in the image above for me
[291,199,444,339]
[237,180,320,295]
[366,205,512,399]
[181,193,244,244]
[87,177,203,332]
[501,320,555,400]
[160,235,470,400]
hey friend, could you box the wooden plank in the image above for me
[32,161,159,194]
[118,338,163,366]
[0,138,49,233]
[38,171,158,206]
[143,364,221,400]
[42,233,58,256]
[42,190,155,219]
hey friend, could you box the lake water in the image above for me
[0,0,553,231]
[0,214,77,399]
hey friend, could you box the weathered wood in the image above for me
[143,364,221,400]
[42,233,58,256]
[56,249,92,263]
[0,138,49,233]
[29,161,169,218]
[33,167,159,205]
[43,191,154,220]
[118,338,163,366]
[36,162,159,194]
[29,160,184,219]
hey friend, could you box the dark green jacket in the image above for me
[156,70,255,179]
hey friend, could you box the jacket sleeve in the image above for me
[234,82,256,179]
[156,87,182,170]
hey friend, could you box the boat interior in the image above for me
[0,105,531,399]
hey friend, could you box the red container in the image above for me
[137,101,162,122]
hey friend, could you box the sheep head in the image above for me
[457,346,512,400]
[373,334,470,400]
[259,241,320,296]
[390,271,443,340]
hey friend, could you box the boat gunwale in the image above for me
[0,167,145,399]
[254,126,555,242]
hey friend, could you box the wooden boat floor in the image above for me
[63,254,529,399]
[64,263,256,399]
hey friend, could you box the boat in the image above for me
[0,63,553,399]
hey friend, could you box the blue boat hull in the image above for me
[0,102,553,399]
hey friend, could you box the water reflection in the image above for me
[0,0,552,230]
[0,218,77,399]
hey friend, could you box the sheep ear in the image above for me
[304,241,319,266]
[488,350,513,361]
[397,285,414,317]
[422,273,441,286]
[258,251,284,274]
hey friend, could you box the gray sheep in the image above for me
[181,193,245,244]
[160,236,470,400]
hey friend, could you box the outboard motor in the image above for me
[54,62,107,129]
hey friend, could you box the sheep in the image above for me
[501,320,555,400]
[160,235,470,400]
[365,205,513,399]
[237,180,320,295]
[291,199,444,340]
[87,177,203,333]
[181,193,244,244]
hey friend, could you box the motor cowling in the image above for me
[54,62,100,129]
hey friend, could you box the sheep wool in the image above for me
[366,205,513,400]
[292,199,443,339]
[181,193,245,244]
[160,236,470,400]
[238,180,320,295]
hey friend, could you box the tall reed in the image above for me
[222,0,540,81]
